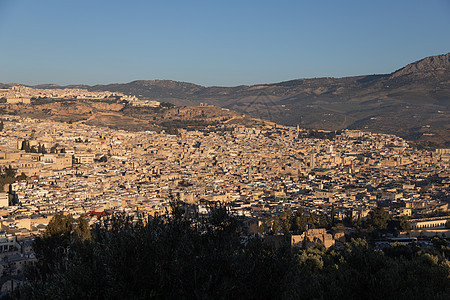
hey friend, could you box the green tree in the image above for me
[20,140,31,152]
[5,165,16,178]
[307,214,316,228]
[317,214,329,228]
[43,213,73,239]
[50,144,57,153]
[267,216,281,234]
[280,211,292,233]
[367,207,390,231]
[13,204,450,300]
[291,211,308,233]
[16,173,27,181]
[74,215,91,241]
[331,205,335,226]
[399,216,411,231]
[32,214,74,279]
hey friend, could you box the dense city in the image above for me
[0,86,447,296]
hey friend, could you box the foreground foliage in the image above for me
[14,204,450,299]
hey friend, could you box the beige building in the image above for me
[0,193,8,207]
[41,153,72,169]
[291,228,336,249]
[6,98,30,104]
[410,217,449,230]
[73,153,95,164]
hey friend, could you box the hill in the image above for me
[0,97,269,134]
[2,53,449,146]
[83,53,450,146]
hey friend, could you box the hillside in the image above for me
[0,98,269,134]
[83,53,450,146]
[2,53,449,146]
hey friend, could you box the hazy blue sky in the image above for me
[0,0,449,86]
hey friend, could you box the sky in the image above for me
[0,0,449,87]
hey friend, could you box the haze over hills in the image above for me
[2,53,450,146]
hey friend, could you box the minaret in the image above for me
[310,150,315,169]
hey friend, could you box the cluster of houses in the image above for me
[0,113,447,285]
[0,85,138,104]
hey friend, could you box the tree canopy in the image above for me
[13,203,450,300]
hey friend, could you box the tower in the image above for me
[310,151,315,169]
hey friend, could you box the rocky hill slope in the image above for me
[84,53,450,146]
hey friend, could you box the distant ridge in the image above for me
[80,53,449,145]
[1,53,449,146]
[391,53,450,78]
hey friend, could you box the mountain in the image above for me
[391,53,449,78]
[82,53,449,146]
[2,53,449,146]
